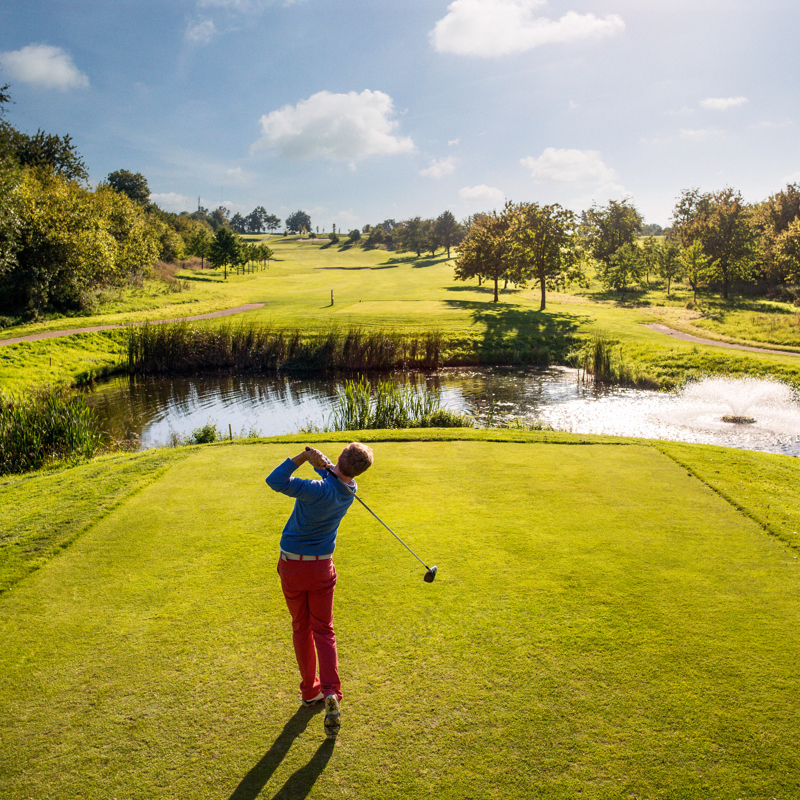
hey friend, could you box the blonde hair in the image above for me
[338,442,373,478]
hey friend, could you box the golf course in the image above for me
[2,240,800,798]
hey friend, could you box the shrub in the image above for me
[0,386,105,474]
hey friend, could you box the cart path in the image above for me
[644,322,800,357]
[0,303,265,347]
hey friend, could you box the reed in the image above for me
[328,377,472,431]
[125,323,444,375]
[0,386,105,475]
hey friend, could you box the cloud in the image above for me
[185,19,217,44]
[252,90,415,162]
[150,192,195,213]
[459,184,504,203]
[420,156,457,178]
[679,128,724,141]
[700,96,748,111]
[0,44,89,90]
[448,138,460,146]
[430,0,625,58]
[521,147,616,183]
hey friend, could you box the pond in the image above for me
[85,368,800,456]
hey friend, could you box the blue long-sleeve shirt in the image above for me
[266,458,357,555]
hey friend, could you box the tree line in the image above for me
[452,189,800,308]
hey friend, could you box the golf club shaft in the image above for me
[316,458,431,571]
[334,472,431,570]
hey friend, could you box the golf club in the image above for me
[305,447,437,582]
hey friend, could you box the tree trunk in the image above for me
[493,275,499,302]
[539,269,546,311]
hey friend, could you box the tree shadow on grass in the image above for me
[227,706,334,800]
[381,254,451,269]
[444,299,588,358]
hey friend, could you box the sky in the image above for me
[2,1,800,231]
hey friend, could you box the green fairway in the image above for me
[2,434,799,798]
[3,237,800,392]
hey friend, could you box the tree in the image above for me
[346,229,361,245]
[1,169,159,314]
[365,226,384,247]
[230,212,247,233]
[599,242,645,297]
[420,218,437,256]
[3,128,88,182]
[680,240,710,304]
[187,227,213,268]
[264,213,281,233]
[672,187,755,299]
[245,206,269,234]
[208,206,230,231]
[434,210,464,259]
[584,199,643,269]
[107,170,150,205]
[257,242,273,268]
[507,202,578,311]
[657,239,682,296]
[751,184,800,286]
[453,208,512,302]
[641,236,659,285]
[396,217,425,256]
[328,231,340,245]
[208,226,243,279]
[286,210,311,234]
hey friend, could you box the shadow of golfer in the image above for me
[227,706,335,800]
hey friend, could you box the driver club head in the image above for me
[423,566,437,583]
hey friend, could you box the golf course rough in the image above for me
[1,434,799,798]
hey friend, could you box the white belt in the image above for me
[280,550,333,561]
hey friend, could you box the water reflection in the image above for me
[85,368,800,456]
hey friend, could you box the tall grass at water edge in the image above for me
[571,332,656,388]
[327,377,472,431]
[126,322,444,375]
[0,386,105,475]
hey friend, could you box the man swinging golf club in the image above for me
[266,442,374,739]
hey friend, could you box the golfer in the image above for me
[266,442,374,738]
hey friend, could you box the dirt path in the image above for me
[645,322,800,358]
[0,303,265,347]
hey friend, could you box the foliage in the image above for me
[1,169,160,314]
[208,226,243,272]
[598,241,645,296]
[190,420,219,444]
[672,187,756,299]
[507,201,579,310]
[0,385,105,474]
[285,209,311,234]
[186,226,213,267]
[1,125,88,182]
[679,239,710,303]
[106,169,150,205]
[454,206,513,302]
[347,228,361,244]
[328,231,340,245]
[433,210,464,259]
[395,216,425,256]
[583,198,643,267]
[657,238,682,296]
[751,183,800,285]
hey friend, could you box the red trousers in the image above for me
[277,557,342,702]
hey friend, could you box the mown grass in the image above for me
[0,447,190,594]
[1,433,799,798]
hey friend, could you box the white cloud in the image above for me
[448,138,460,146]
[430,0,625,58]
[700,96,748,111]
[679,128,724,141]
[459,184,504,202]
[185,19,217,44]
[150,192,195,213]
[521,147,616,183]
[0,44,89,90]
[252,90,415,162]
[420,156,457,178]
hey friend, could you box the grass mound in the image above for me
[1,433,799,798]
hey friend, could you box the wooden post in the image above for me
[229,424,233,441]
[331,290,334,306]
